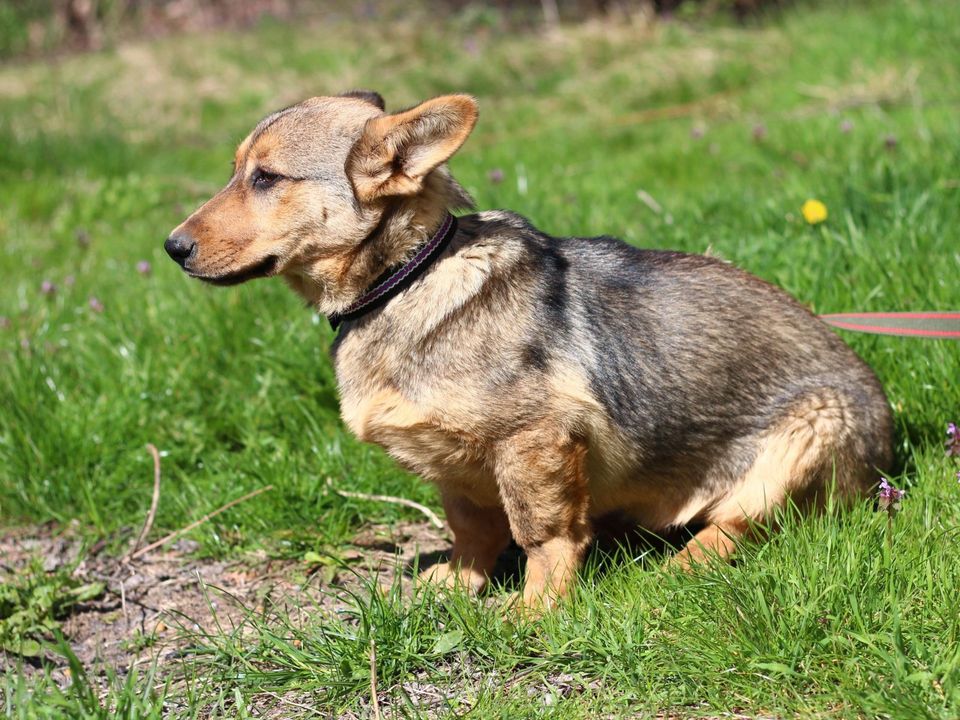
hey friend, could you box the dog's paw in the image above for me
[664,549,699,573]
[499,589,553,621]
[418,562,487,594]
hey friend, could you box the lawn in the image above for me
[1,0,959,717]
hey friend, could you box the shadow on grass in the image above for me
[405,518,701,594]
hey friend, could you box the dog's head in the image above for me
[165,91,477,311]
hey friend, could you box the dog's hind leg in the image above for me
[671,519,753,570]
[671,389,868,570]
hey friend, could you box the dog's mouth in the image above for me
[190,255,279,286]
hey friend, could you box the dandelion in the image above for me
[136,260,152,276]
[946,422,960,457]
[88,296,104,313]
[801,199,828,225]
[878,478,905,513]
[40,280,56,296]
[487,168,504,184]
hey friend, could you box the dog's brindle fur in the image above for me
[167,92,893,612]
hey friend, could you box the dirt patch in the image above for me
[2,522,677,715]
[0,521,451,689]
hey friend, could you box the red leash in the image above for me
[819,312,960,339]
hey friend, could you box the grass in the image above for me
[1,0,959,716]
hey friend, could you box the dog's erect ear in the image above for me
[339,89,386,111]
[346,94,478,203]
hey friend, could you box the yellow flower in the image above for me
[801,199,828,224]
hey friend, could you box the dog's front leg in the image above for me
[496,424,592,614]
[421,490,511,593]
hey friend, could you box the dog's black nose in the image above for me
[164,232,196,267]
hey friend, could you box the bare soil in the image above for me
[0,521,450,688]
[2,524,718,717]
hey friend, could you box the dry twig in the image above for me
[123,443,163,562]
[370,636,382,720]
[130,485,274,560]
[326,478,444,530]
[260,692,323,717]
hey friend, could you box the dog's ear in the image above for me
[346,94,478,203]
[339,89,385,111]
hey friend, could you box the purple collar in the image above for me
[329,213,457,329]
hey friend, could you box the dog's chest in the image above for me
[335,350,499,501]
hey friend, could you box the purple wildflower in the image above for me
[878,478,905,513]
[64,275,76,287]
[690,125,705,140]
[752,123,768,141]
[840,119,854,134]
[487,168,504,184]
[946,423,960,457]
[40,280,57,296]
[75,229,90,248]
[0,316,10,330]
[136,260,152,276]
[88,296,104,313]
[884,134,898,150]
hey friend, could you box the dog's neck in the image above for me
[283,167,473,316]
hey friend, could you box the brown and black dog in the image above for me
[165,91,892,612]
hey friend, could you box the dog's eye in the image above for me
[252,169,282,189]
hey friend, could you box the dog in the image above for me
[165,91,893,612]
